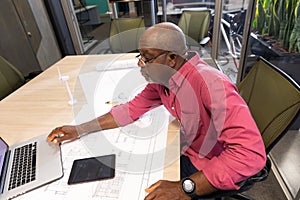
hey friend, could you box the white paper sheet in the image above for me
[16,66,170,200]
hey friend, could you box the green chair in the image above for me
[177,10,211,49]
[0,56,25,100]
[109,17,145,53]
[238,57,300,153]
[199,57,300,200]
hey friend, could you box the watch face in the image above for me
[183,178,195,194]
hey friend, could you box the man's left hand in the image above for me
[144,180,190,200]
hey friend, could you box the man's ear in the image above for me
[170,54,176,60]
[168,53,177,67]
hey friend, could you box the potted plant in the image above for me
[251,0,300,130]
[252,0,300,54]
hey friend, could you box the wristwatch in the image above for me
[182,177,197,199]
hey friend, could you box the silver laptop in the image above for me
[0,134,63,199]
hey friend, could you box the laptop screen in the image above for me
[0,138,8,178]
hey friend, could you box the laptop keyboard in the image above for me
[8,142,37,190]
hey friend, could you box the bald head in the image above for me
[139,22,187,55]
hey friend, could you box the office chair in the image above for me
[109,17,145,53]
[0,56,25,100]
[199,57,300,200]
[177,10,211,50]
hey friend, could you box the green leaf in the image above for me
[289,15,300,52]
[256,0,266,32]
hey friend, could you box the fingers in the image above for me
[144,192,156,200]
[145,180,161,193]
[47,127,67,144]
[144,181,162,200]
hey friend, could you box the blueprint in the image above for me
[16,65,170,200]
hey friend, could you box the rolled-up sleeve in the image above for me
[110,84,162,126]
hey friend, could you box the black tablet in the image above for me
[68,154,116,185]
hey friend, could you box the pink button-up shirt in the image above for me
[110,52,266,190]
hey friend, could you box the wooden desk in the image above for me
[0,55,83,146]
[0,54,179,183]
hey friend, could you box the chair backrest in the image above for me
[0,56,25,100]
[177,10,211,46]
[237,57,300,154]
[109,17,145,53]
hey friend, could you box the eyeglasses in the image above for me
[136,51,169,65]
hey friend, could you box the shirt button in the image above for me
[171,107,174,110]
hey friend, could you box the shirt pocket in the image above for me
[180,112,200,144]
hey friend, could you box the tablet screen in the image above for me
[68,154,116,185]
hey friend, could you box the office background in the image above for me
[0,0,299,199]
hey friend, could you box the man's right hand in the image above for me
[47,125,81,144]
[47,112,118,144]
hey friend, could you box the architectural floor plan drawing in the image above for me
[16,62,171,200]
[17,105,169,200]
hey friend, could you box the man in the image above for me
[47,22,266,199]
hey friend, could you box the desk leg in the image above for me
[128,2,136,17]
[295,188,300,200]
[112,2,118,19]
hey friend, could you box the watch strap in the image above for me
[182,177,198,199]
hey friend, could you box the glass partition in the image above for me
[211,0,250,83]
[238,0,300,199]
[238,0,300,84]
[158,0,249,83]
